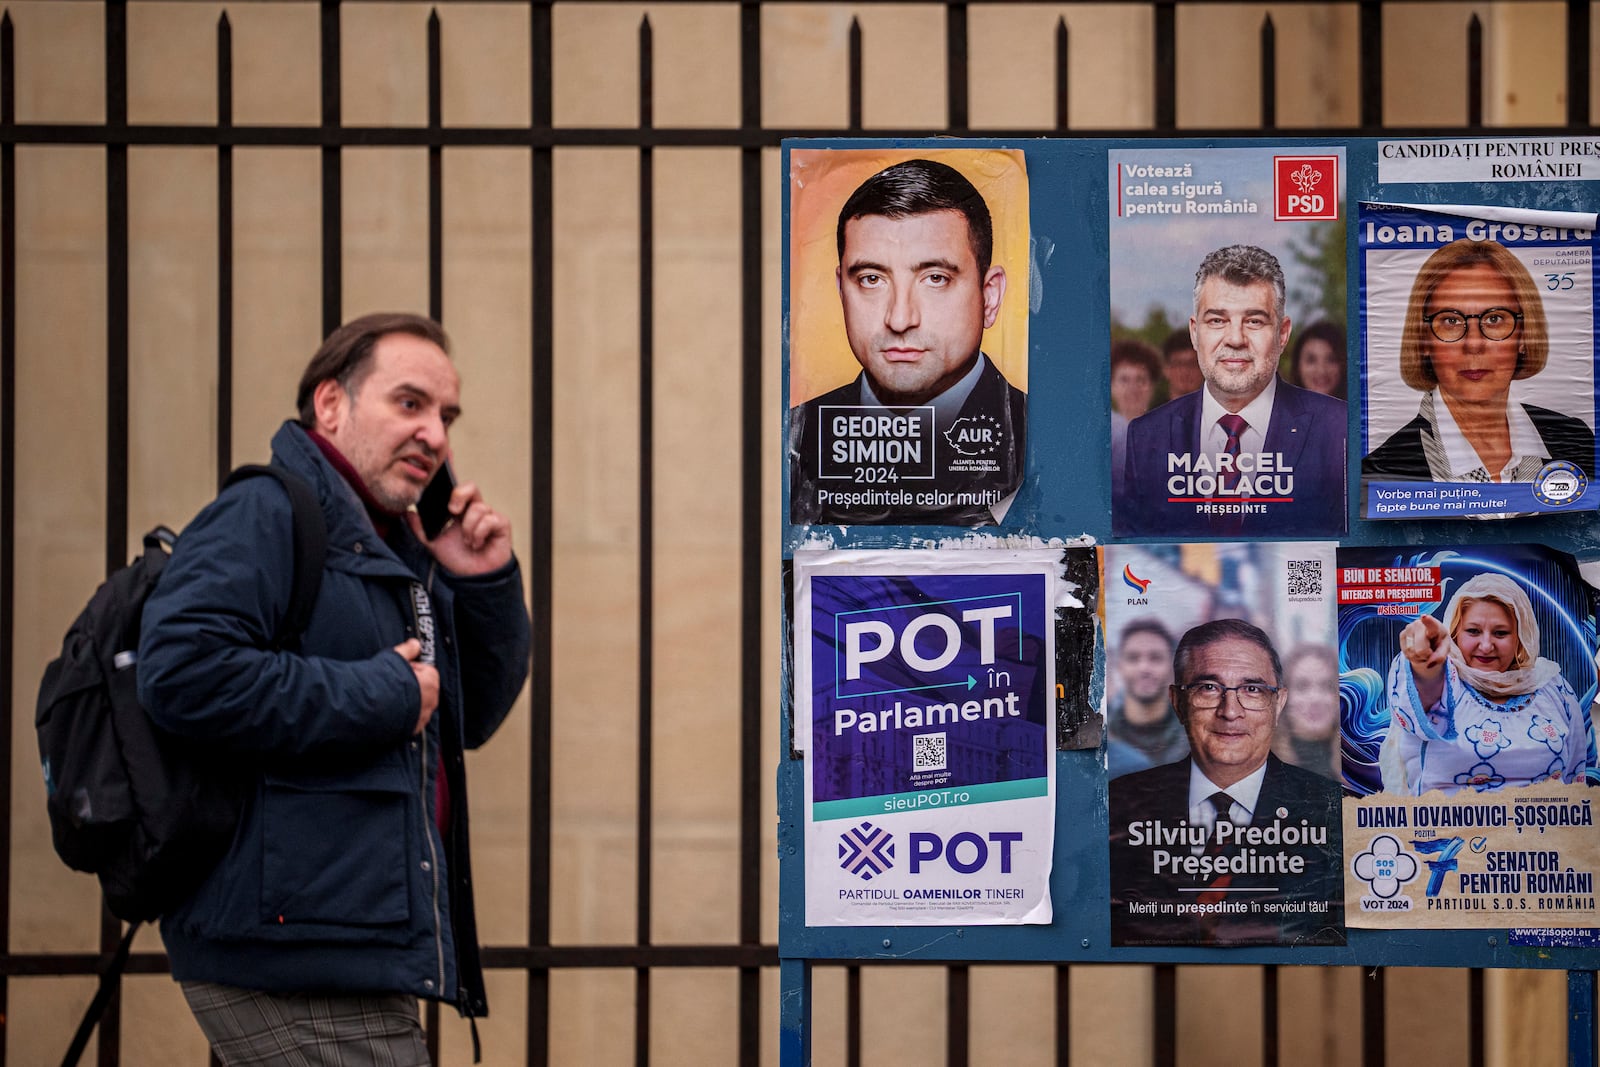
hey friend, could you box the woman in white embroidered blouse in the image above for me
[1380,573,1589,795]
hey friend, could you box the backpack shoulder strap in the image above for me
[58,921,141,1067]
[223,465,329,645]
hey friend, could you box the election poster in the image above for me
[795,549,1056,926]
[1105,542,1346,947]
[787,149,1030,527]
[1359,202,1599,519]
[1338,544,1600,928]
[1108,146,1349,538]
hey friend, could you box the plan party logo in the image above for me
[838,821,895,881]
[1122,564,1151,595]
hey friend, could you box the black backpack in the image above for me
[37,465,328,1067]
[36,464,327,920]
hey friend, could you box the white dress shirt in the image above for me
[1187,759,1269,852]
[1199,375,1279,456]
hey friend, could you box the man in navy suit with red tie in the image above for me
[1114,245,1347,537]
[1108,620,1344,946]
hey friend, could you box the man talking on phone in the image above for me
[138,313,531,1064]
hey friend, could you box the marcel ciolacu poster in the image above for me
[1339,544,1600,930]
[1104,542,1346,947]
[796,549,1056,926]
[1109,146,1349,539]
[1359,202,1599,519]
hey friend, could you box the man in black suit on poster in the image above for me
[788,158,1026,527]
[1109,619,1344,946]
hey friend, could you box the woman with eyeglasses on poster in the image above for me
[1379,573,1590,796]
[1361,238,1595,486]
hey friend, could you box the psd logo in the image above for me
[1273,155,1339,221]
[839,821,895,881]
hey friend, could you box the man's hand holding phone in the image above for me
[408,460,514,576]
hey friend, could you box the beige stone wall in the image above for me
[2,2,1583,1064]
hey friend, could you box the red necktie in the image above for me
[1218,413,1248,492]
[1198,791,1236,902]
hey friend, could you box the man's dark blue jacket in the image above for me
[137,421,531,1017]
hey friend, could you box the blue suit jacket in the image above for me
[1115,378,1348,537]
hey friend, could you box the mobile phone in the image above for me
[416,460,457,540]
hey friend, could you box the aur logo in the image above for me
[944,413,1003,457]
[1273,155,1339,221]
[838,821,895,881]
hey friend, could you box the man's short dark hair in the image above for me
[1120,618,1174,655]
[1193,245,1286,321]
[836,159,994,277]
[295,312,450,427]
[1173,618,1283,686]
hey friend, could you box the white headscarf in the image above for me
[1441,572,1560,699]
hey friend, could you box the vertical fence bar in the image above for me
[945,2,967,131]
[1567,0,1590,128]
[1363,967,1386,1067]
[1153,0,1175,130]
[526,0,555,1062]
[423,9,445,1043]
[947,964,970,1067]
[847,18,861,131]
[1153,964,1176,1067]
[635,13,655,1066]
[1055,965,1071,1066]
[424,11,446,1044]
[1571,971,1597,1067]
[943,3,972,1045]
[105,0,129,575]
[102,3,130,1063]
[424,12,445,1056]
[1466,14,1482,128]
[1359,1,1383,129]
[0,14,14,1066]
[1260,14,1275,130]
[427,9,442,324]
[216,13,233,484]
[847,964,862,1066]
[1262,966,1279,1066]
[738,1,765,1063]
[1054,17,1069,132]
[320,0,341,335]
[1469,970,1484,1067]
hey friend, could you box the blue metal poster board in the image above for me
[778,135,1600,1063]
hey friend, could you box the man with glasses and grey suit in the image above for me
[1108,619,1344,946]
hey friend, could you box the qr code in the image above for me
[1287,559,1323,598]
[913,733,947,772]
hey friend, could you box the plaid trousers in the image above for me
[181,981,431,1067]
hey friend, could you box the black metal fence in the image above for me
[1,1,1594,1064]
